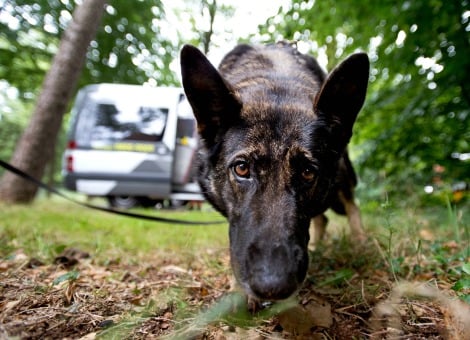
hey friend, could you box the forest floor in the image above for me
[1,198,469,339]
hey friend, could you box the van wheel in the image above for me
[107,196,139,209]
[169,199,188,209]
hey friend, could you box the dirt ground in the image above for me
[1,245,469,339]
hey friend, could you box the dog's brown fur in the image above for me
[181,42,369,301]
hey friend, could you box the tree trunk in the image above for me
[0,0,107,203]
[202,0,216,54]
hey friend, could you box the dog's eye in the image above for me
[301,167,315,182]
[233,161,250,178]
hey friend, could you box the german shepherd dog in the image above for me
[180,42,369,302]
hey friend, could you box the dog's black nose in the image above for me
[250,272,298,300]
[246,243,306,300]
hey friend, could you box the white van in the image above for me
[62,84,202,208]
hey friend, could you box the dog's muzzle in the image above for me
[233,237,309,301]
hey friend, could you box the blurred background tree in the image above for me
[0,0,177,95]
[0,0,108,202]
[162,0,235,55]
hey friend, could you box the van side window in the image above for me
[126,106,168,141]
[95,103,120,131]
[76,101,169,146]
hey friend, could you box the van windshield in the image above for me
[75,100,169,147]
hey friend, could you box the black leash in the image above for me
[0,159,225,226]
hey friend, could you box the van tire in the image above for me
[107,196,139,209]
[169,199,188,208]
[107,196,163,209]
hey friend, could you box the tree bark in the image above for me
[202,0,216,54]
[0,0,107,203]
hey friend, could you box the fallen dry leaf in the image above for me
[306,298,333,329]
[278,297,333,336]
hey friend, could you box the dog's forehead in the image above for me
[218,44,324,164]
[225,111,315,162]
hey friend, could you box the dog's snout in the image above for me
[250,272,297,300]
[246,242,307,300]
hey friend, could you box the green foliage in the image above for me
[86,1,177,86]
[316,268,354,287]
[166,0,236,54]
[452,263,470,303]
[0,1,58,95]
[52,269,80,286]
[260,0,470,201]
[0,0,178,99]
[0,92,34,169]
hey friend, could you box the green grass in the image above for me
[0,197,229,264]
[1,196,467,274]
[1,195,469,338]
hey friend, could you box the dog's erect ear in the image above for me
[314,53,369,147]
[180,45,242,147]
